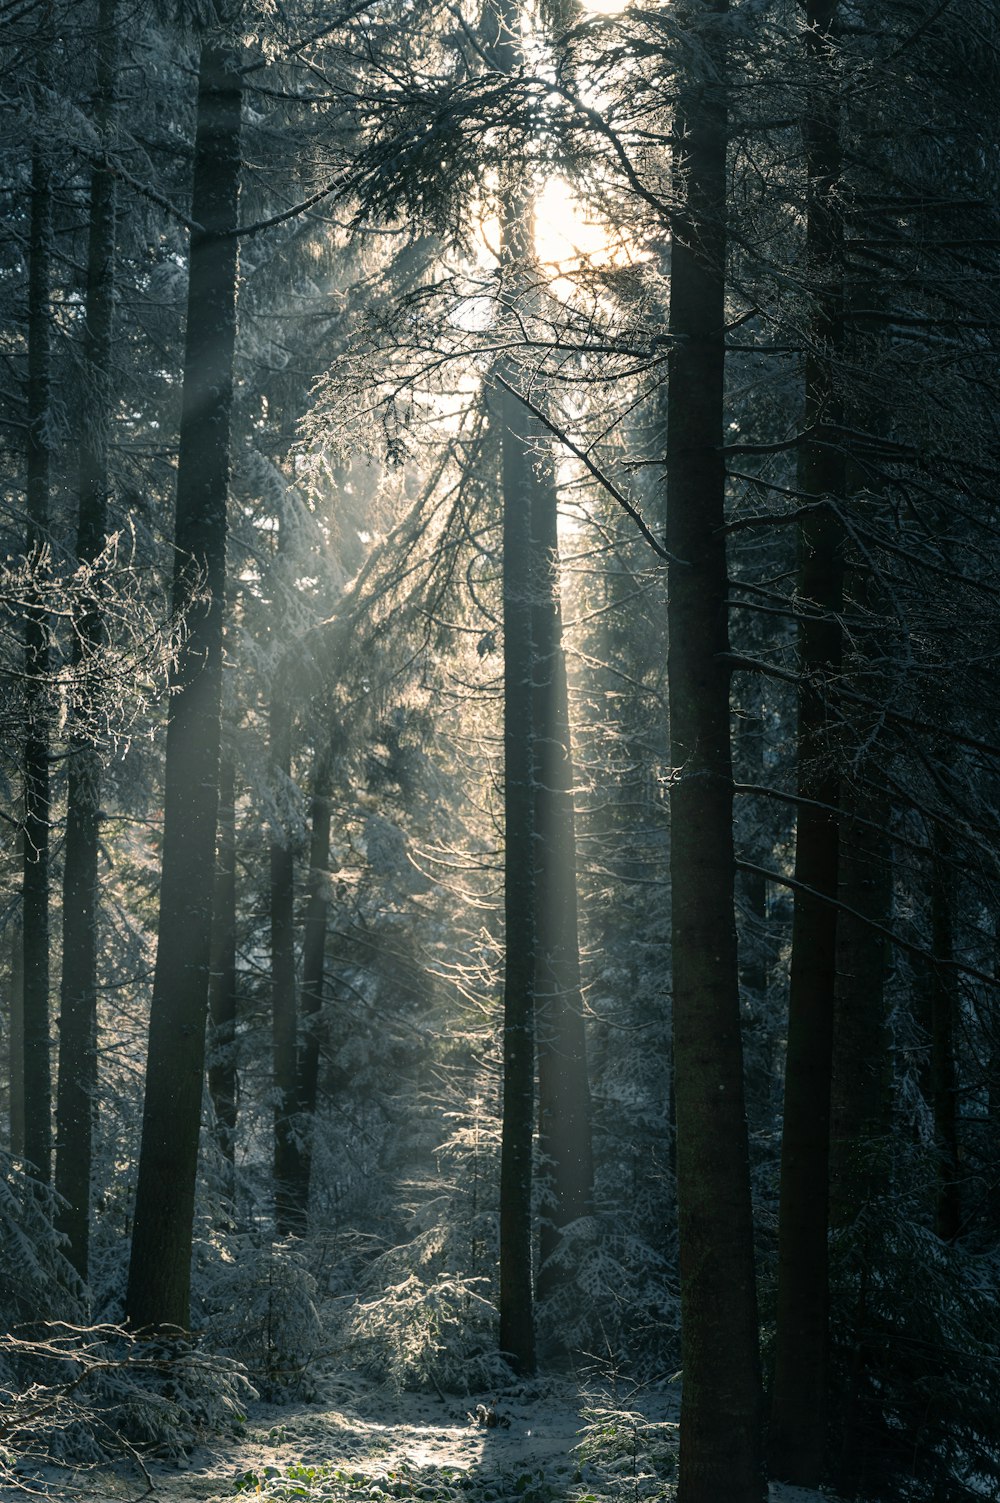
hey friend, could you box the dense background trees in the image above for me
[1,0,999,1497]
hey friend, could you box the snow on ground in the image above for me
[0,1370,847,1503]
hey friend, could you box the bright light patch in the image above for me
[534,177,605,269]
[533,176,641,281]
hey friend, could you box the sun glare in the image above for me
[464,175,642,315]
[533,176,639,282]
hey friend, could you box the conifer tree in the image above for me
[769,0,846,1482]
[126,28,243,1330]
[665,4,764,1498]
[56,0,120,1283]
[22,16,55,1188]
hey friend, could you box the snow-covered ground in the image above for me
[5,1371,846,1503]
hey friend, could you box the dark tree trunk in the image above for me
[55,0,119,1282]
[497,354,538,1376]
[989,923,1000,1224]
[929,830,961,1242]
[23,120,53,1187]
[271,680,301,1236]
[488,0,536,1375]
[736,694,777,1131]
[769,0,845,1483]
[290,740,335,1223]
[829,780,892,1229]
[125,40,242,1331]
[10,911,25,1157]
[207,738,238,1188]
[666,7,764,1499]
[531,458,594,1302]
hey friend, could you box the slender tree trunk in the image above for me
[531,458,594,1302]
[769,1,845,1482]
[828,779,891,1229]
[929,829,961,1242]
[736,693,776,1131]
[55,0,119,1282]
[23,112,53,1187]
[10,911,25,1157]
[827,772,891,1498]
[487,0,536,1375]
[666,7,764,1499]
[208,738,238,1190]
[271,677,301,1236]
[291,739,335,1223]
[986,923,1000,1240]
[488,0,592,1354]
[497,352,538,1375]
[125,39,242,1331]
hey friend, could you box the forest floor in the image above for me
[5,1365,847,1503]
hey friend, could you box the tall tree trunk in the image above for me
[929,829,961,1242]
[207,737,238,1191]
[271,676,301,1236]
[827,772,891,1497]
[828,779,891,1229]
[55,0,119,1282]
[290,739,335,1224]
[10,910,25,1157]
[23,109,54,1187]
[531,458,594,1302]
[666,7,764,1499]
[497,349,538,1375]
[736,692,776,1132]
[488,0,536,1376]
[125,39,242,1331]
[769,0,845,1482]
[987,922,1000,1237]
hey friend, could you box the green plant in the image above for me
[339,1264,509,1393]
[573,1405,678,1503]
[199,1234,325,1399]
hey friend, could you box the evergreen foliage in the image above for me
[0,0,998,1495]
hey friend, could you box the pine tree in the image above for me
[769,0,846,1483]
[55,0,120,1283]
[126,31,243,1330]
[665,5,764,1498]
[22,18,56,1188]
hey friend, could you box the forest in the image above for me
[1,0,999,1499]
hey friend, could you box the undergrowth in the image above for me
[0,1321,255,1488]
[235,1406,679,1503]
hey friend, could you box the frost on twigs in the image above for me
[339,1267,510,1395]
[0,1157,83,1328]
[0,1321,255,1488]
[200,1235,325,1401]
[0,526,173,755]
[573,1403,678,1499]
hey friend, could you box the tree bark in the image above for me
[207,737,238,1191]
[769,0,845,1482]
[9,910,25,1158]
[497,351,538,1375]
[22,112,54,1187]
[666,7,764,1499]
[829,780,892,1229]
[55,0,119,1283]
[271,677,301,1236]
[125,39,242,1331]
[487,0,536,1376]
[736,694,776,1132]
[290,739,335,1224]
[531,457,594,1302]
[929,829,961,1242]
